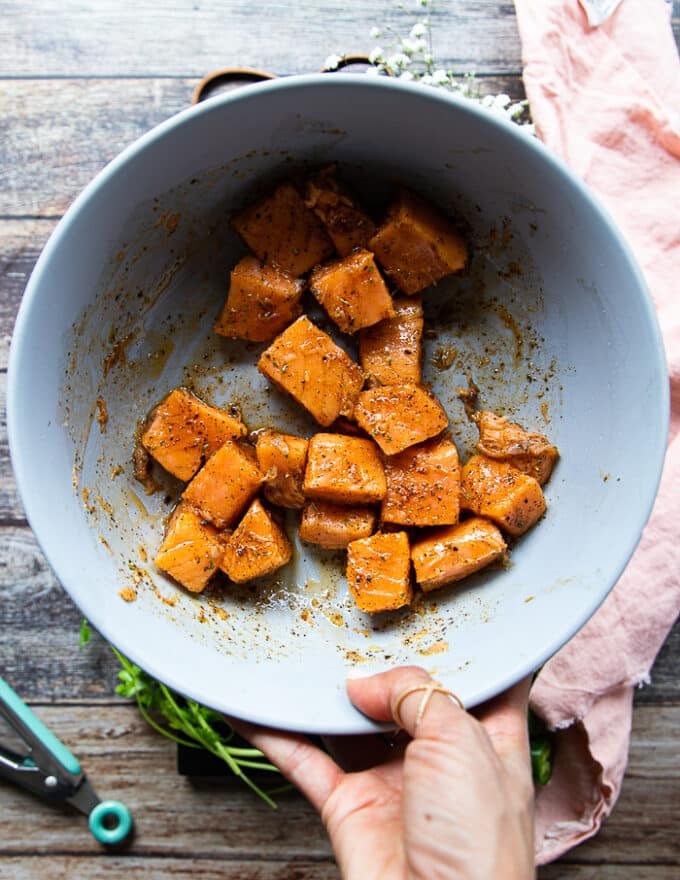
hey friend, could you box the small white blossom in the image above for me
[398,70,415,81]
[401,36,427,55]
[410,22,427,39]
[365,64,382,76]
[370,27,382,39]
[324,54,344,71]
[423,51,434,65]
[368,47,385,65]
[388,52,412,70]
[432,68,450,85]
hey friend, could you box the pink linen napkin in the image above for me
[512,0,680,864]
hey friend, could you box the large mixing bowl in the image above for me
[7,75,668,733]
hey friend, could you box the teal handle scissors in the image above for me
[0,675,133,844]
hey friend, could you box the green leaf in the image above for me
[108,645,283,806]
[531,736,553,786]
[78,619,92,650]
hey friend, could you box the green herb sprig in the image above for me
[110,644,284,807]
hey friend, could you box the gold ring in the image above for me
[393,682,464,731]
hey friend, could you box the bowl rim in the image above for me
[7,73,670,732]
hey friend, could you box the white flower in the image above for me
[432,68,450,85]
[370,27,382,39]
[368,47,385,65]
[410,22,427,39]
[401,36,427,55]
[388,52,412,70]
[398,70,415,81]
[365,65,382,77]
[324,54,344,71]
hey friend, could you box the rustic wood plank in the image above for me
[0,703,678,862]
[0,0,522,78]
[0,75,525,217]
[539,867,680,879]
[0,857,339,880]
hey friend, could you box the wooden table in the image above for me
[1,2,678,877]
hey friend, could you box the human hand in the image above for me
[231,667,535,880]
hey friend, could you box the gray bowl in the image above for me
[7,75,668,733]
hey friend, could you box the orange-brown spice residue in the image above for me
[82,487,96,514]
[210,604,229,621]
[138,545,148,563]
[495,304,523,363]
[95,396,108,432]
[118,587,137,603]
[166,212,180,234]
[103,333,133,376]
[540,401,550,423]
[98,535,112,554]
[419,640,448,656]
[327,612,345,627]
[345,650,366,663]
[110,464,124,479]
[300,608,313,624]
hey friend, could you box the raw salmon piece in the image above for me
[214,256,304,342]
[304,165,377,256]
[359,297,424,387]
[303,433,386,504]
[258,316,364,426]
[474,410,559,485]
[353,383,448,455]
[182,441,263,529]
[232,181,334,277]
[299,500,377,549]
[369,188,468,295]
[220,499,291,583]
[460,454,546,537]
[382,436,460,527]
[411,516,507,591]
[154,502,225,593]
[141,387,246,482]
[255,430,308,509]
[346,531,413,613]
[309,249,394,334]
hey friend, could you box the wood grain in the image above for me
[0,0,523,78]
[0,703,678,864]
[0,859,340,880]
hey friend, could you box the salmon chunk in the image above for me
[220,499,292,583]
[141,387,247,482]
[353,383,448,455]
[214,256,304,342]
[303,433,386,504]
[182,441,263,529]
[369,188,468,295]
[474,410,559,485]
[381,437,460,527]
[299,500,377,549]
[460,454,546,537]
[255,430,308,509]
[304,166,377,256]
[346,531,413,613]
[411,516,507,592]
[309,249,395,334]
[358,297,424,387]
[154,502,225,593]
[258,316,364,426]
[232,181,334,277]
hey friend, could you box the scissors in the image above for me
[0,675,133,845]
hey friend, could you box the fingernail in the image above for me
[346,668,372,680]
